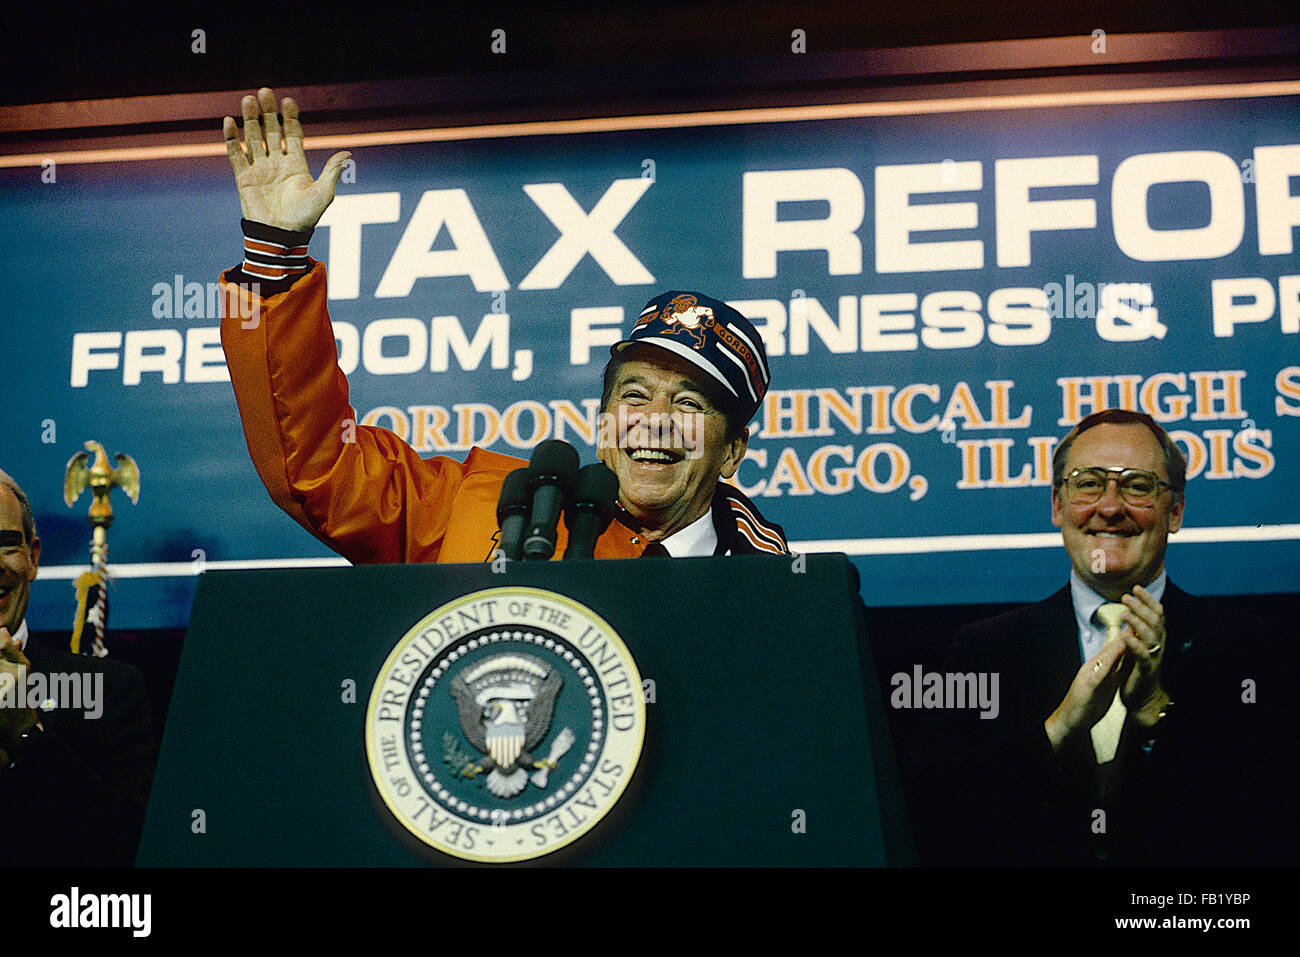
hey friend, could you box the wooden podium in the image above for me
[139,554,912,866]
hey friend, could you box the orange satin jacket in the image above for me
[219,261,788,563]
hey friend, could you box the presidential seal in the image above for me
[365,587,645,863]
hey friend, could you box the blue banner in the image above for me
[4,84,1298,629]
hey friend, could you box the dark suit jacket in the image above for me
[1,635,155,867]
[905,582,1296,867]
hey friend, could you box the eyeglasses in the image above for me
[1060,467,1176,506]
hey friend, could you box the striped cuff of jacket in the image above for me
[240,219,313,281]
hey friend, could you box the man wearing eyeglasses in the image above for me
[906,408,1294,866]
[1044,410,1185,759]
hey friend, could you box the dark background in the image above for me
[4,1,1298,108]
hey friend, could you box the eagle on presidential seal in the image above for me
[447,653,575,798]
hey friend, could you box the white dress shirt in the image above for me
[657,510,719,557]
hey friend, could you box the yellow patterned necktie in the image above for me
[1090,603,1128,764]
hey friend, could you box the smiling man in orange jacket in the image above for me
[219,88,789,564]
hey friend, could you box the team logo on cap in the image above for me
[639,293,712,349]
[366,587,645,863]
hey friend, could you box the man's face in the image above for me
[597,347,747,537]
[0,486,39,636]
[1051,423,1183,599]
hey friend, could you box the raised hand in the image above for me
[223,87,351,232]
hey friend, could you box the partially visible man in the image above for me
[906,410,1295,866]
[0,469,155,867]
[218,88,788,562]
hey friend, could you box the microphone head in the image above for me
[528,439,580,487]
[573,462,619,521]
[497,468,532,523]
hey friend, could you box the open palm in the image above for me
[223,87,350,232]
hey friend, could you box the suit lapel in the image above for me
[1021,585,1087,719]
[16,639,59,734]
[1150,580,1198,706]
[1044,583,1086,679]
[964,586,1083,725]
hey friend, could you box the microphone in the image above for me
[496,468,532,561]
[522,440,579,561]
[562,463,620,560]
